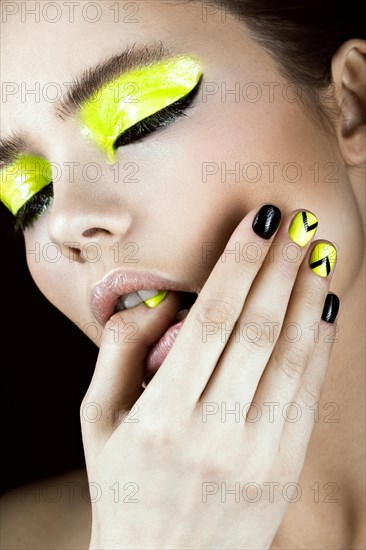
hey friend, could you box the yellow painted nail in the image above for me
[309,243,337,277]
[289,211,318,247]
[144,290,168,308]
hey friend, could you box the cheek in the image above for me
[23,219,84,326]
[177,93,321,214]
[24,234,103,346]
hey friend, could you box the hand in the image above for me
[81,204,338,549]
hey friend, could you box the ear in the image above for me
[331,39,366,166]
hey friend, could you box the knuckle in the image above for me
[195,294,240,326]
[195,447,234,478]
[302,278,325,312]
[239,311,278,351]
[278,346,308,380]
[297,377,323,406]
[317,322,337,356]
[237,251,262,274]
[136,421,174,450]
[200,458,228,479]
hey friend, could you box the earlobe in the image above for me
[331,39,366,166]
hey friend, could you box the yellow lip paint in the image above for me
[78,55,203,163]
[144,290,168,308]
[0,154,52,215]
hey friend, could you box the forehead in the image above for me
[0,1,246,91]
[0,1,275,149]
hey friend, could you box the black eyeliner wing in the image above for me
[113,75,202,148]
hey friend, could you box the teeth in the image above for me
[176,309,189,321]
[115,289,160,311]
[122,292,144,309]
[137,289,159,301]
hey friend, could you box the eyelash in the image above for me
[15,182,53,232]
[113,78,201,148]
[16,77,202,231]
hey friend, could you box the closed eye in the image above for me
[113,75,202,149]
[15,182,53,231]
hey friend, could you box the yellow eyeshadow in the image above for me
[78,55,203,163]
[0,154,52,215]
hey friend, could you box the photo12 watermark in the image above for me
[201,480,340,504]
[4,479,141,505]
[201,160,340,184]
[200,400,340,424]
[26,240,140,264]
[1,1,140,24]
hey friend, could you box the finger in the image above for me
[202,210,319,405]
[249,242,337,444]
[80,291,181,448]
[146,204,282,407]
[281,313,339,463]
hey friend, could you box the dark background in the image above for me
[1,203,98,494]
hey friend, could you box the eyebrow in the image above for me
[0,132,27,169]
[0,41,171,168]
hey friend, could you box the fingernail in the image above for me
[252,204,281,239]
[289,211,318,246]
[321,293,340,323]
[309,242,337,277]
[144,290,168,308]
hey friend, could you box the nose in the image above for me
[47,138,133,263]
[49,202,133,263]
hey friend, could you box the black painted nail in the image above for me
[321,293,340,323]
[252,205,281,239]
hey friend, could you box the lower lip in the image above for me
[144,317,187,382]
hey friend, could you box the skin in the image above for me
[1,1,365,548]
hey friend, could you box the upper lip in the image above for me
[91,269,199,326]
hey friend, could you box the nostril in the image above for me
[66,244,84,263]
[82,227,110,238]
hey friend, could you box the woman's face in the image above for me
[1,1,362,344]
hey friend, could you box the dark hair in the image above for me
[202,1,365,93]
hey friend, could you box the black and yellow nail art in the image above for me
[309,242,337,277]
[289,211,318,246]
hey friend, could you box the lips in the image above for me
[90,270,199,384]
[90,269,198,327]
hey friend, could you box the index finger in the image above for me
[144,204,281,407]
